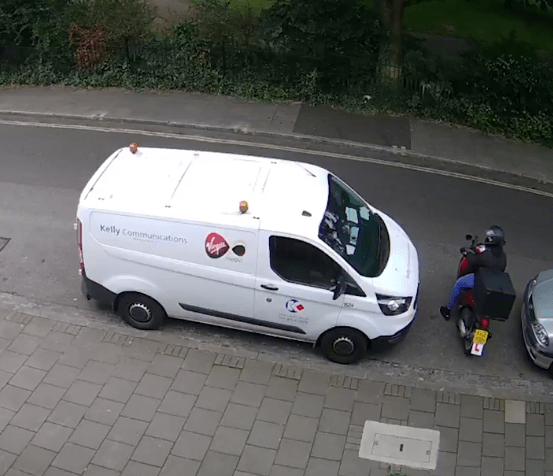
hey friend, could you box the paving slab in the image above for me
[527,414,546,436]
[506,400,526,424]
[0,305,546,475]
[0,87,302,135]
[293,104,411,148]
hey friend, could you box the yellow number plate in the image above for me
[473,330,488,345]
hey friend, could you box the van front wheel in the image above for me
[117,293,166,330]
[320,328,368,365]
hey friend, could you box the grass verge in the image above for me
[404,0,553,55]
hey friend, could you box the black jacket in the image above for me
[467,246,507,273]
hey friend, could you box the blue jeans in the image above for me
[446,273,475,310]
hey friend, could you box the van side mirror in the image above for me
[332,275,347,301]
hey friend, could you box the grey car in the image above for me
[521,270,553,375]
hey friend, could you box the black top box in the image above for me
[474,268,516,320]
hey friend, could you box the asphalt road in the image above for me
[1,119,553,394]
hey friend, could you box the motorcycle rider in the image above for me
[440,226,507,320]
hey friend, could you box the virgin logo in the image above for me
[205,233,230,258]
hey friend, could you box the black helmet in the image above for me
[485,225,505,247]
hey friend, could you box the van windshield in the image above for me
[318,174,390,277]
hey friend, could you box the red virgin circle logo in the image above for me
[205,233,230,258]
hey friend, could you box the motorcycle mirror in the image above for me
[465,234,473,240]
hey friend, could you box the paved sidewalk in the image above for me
[1,86,553,184]
[0,304,551,476]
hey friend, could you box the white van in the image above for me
[76,145,419,364]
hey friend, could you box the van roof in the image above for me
[81,147,330,238]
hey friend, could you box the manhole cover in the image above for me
[0,238,10,253]
[359,421,440,470]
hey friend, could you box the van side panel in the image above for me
[89,212,256,274]
[83,212,257,322]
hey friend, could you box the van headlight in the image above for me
[376,294,413,316]
[532,322,550,347]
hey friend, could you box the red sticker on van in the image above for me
[205,233,230,258]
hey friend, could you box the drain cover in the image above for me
[0,238,9,253]
[359,421,440,470]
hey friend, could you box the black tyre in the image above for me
[462,335,473,356]
[117,293,166,330]
[459,307,474,356]
[320,327,368,365]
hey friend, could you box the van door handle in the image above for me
[261,284,279,291]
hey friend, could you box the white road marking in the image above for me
[1,118,552,199]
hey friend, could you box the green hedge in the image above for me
[0,0,552,147]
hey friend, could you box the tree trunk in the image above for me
[375,0,405,91]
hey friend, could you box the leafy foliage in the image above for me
[454,33,553,118]
[506,0,552,11]
[261,0,381,92]
[0,0,73,69]
[0,0,551,147]
[369,32,553,145]
[189,0,261,47]
[0,0,69,47]
[69,0,157,45]
[262,0,380,57]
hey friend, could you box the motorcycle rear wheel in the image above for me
[463,335,473,356]
[459,307,475,356]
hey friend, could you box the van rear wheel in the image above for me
[320,327,368,365]
[117,293,166,330]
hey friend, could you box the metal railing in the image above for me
[0,38,420,95]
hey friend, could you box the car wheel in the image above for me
[320,327,368,365]
[117,293,166,330]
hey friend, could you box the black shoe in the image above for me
[440,306,451,321]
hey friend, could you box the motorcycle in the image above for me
[455,234,492,356]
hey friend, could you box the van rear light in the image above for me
[76,218,84,275]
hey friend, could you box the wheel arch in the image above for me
[104,275,161,307]
[114,291,167,315]
[316,326,371,348]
